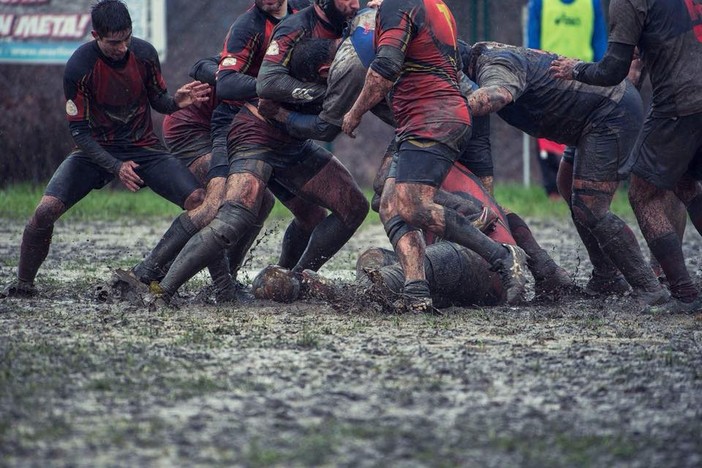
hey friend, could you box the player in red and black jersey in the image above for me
[2,0,210,298]
[148,0,370,304]
[551,0,702,314]
[342,0,528,311]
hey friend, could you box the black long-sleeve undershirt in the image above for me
[573,42,635,87]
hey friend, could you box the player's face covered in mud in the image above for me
[256,0,285,15]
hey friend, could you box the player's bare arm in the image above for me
[467,86,513,117]
[342,68,393,137]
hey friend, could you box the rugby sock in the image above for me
[592,215,661,293]
[572,217,619,278]
[649,232,698,302]
[133,213,198,283]
[278,220,311,269]
[160,203,257,296]
[226,222,263,278]
[207,256,234,297]
[293,214,357,272]
[17,224,53,284]
[442,208,506,264]
[687,193,702,237]
[506,212,556,281]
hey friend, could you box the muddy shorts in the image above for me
[164,133,211,168]
[394,128,471,187]
[45,147,201,209]
[629,110,702,189]
[456,114,493,178]
[228,140,332,197]
[563,84,643,182]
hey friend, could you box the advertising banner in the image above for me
[0,0,166,64]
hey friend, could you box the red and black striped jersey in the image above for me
[373,0,471,145]
[63,37,169,148]
[217,0,311,107]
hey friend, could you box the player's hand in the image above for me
[117,160,143,192]
[174,81,211,108]
[549,57,580,80]
[257,98,280,119]
[367,0,383,8]
[341,110,361,138]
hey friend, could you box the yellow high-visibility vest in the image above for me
[541,0,595,61]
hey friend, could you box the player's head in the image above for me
[91,0,132,38]
[316,0,360,33]
[289,38,338,83]
[255,0,286,15]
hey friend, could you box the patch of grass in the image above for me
[491,431,640,466]
[296,322,321,349]
[1,182,635,222]
[494,183,634,219]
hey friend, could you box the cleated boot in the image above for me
[490,244,528,305]
[470,205,500,234]
[645,295,702,315]
[631,285,670,309]
[584,270,631,296]
[111,268,149,295]
[1,279,37,298]
[401,280,436,314]
[144,282,173,311]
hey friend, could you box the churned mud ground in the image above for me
[1,216,701,466]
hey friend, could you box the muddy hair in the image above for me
[91,0,132,38]
[289,38,336,83]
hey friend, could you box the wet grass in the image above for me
[0,182,635,222]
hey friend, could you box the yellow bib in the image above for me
[540,0,595,61]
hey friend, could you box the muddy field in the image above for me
[1,215,701,467]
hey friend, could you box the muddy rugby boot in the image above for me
[143,282,173,310]
[470,205,500,234]
[490,244,528,305]
[584,270,631,296]
[363,269,436,314]
[112,268,149,294]
[1,279,37,298]
[645,295,702,315]
[402,280,435,314]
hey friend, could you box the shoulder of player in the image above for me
[64,41,99,80]
[129,37,159,61]
[273,5,315,37]
[289,0,312,13]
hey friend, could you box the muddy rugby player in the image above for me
[2,0,210,299]
[260,8,575,307]
[551,0,702,315]
[342,0,529,312]
[143,0,369,305]
[119,0,327,303]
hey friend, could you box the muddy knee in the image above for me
[30,197,65,228]
[207,202,257,249]
[183,188,206,211]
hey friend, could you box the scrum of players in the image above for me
[3,0,702,316]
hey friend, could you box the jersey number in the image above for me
[684,0,702,42]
